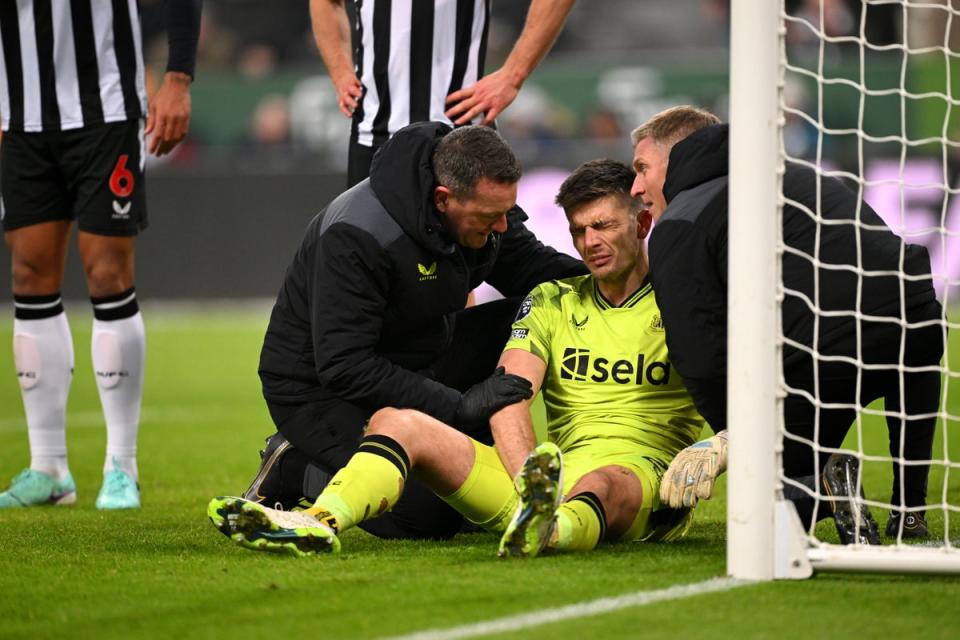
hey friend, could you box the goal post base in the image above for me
[808,547,960,576]
[771,499,960,577]
[774,500,814,579]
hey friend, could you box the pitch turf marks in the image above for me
[384,576,748,640]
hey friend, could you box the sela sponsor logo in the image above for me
[515,296,533,321]
[571,313,589,330]
[418,261,438,281]
[112,200,132,219]
[511,328,529,340]
[559,347,670,385]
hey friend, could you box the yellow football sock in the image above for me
[441,440,517,532]
[305,434,409,533]
[554,493,606,551]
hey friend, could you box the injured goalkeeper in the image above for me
[207,159,706,557]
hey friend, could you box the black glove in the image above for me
[455,366,533,428]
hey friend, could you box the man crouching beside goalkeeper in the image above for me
[207,159,706,557]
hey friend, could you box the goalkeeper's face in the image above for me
[568,195,651,283]
[631,137,669,221]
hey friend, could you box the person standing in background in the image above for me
[0,0,202,510]
[311,0,575,187]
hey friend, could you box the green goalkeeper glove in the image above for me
[659,430,728,508]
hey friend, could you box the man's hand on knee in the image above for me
[660,430,728,508]
[456,366,533,428]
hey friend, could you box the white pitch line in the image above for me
[384,576,749,640]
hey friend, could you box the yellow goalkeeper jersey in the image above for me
[504,274,705,457]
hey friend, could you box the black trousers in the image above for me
[782,300,944,525]
[266,297,522,539]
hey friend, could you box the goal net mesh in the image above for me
[777,0,959,558]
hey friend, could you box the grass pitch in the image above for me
[1,303,959,639]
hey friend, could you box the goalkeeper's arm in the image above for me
[489,348,547,478]
[659,430,728,509]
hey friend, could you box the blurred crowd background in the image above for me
[12,0,959,300]
[137,0,943,175]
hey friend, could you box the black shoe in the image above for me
[885,511,929,540]
[242,433,300,510]
[821,454,881,545]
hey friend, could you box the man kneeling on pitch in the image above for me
[208,160,705,556]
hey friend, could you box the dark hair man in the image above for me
[631,106,943,543]
[241,122,585,540]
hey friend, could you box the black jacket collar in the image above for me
[369,121,457,256]
[663,123,729,204]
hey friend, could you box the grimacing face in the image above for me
[631,137,670,222]
[567,194,651,284]
[434,177,517,249]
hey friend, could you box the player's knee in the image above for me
[367,408,419,437]
[589,466,642,515]
[10,258,63,295]
[83,260,132,297]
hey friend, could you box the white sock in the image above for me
[91,292,145,482]
[12,297,73,482]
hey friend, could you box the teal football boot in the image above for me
[96,463,141,510]
[0,468,76,508]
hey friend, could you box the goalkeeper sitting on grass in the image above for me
[208,159,706,557]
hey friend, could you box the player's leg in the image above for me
[305,407,510,534]
[239,298,522,515]
[210,408,516,555]
[782,364,881,544]
[557,464,644,549]
[499,444,665,557]
[880,300,944,538]
[0,130,77,508]
[240,398,357,512]
[72,121,148,510]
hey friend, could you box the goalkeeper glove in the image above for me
[455,366,533,428]
[659,430,728,509]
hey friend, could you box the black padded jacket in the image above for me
[648,124,936,432]
[258,121,585,423]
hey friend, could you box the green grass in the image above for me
[1,303,959,640]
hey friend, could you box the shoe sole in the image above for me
[822,456,881,545]
[96,499,140,510]
[498,445,562,558]
[0,489,76,508]
[242,439,292,503]
[207,497,339,557]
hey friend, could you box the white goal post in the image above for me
[728,0,960,579]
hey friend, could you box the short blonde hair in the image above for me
[631,105,721,149]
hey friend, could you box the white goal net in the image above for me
[728,0,960,578]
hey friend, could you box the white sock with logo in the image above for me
[13,294,73,481]
[91,289,144,481]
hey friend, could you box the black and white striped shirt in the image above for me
[352,0,490,148]
[0,0,147,132]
